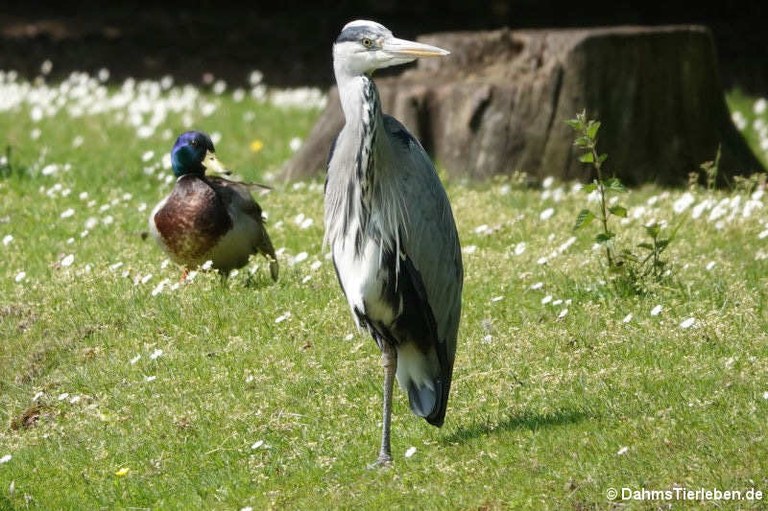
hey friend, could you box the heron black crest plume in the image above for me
[324,20,463,467]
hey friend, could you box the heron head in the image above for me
[333,19,449,77]
[170,130,228,178]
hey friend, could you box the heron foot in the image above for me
[366,454,393,470]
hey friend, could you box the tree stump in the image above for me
[280,25,765,186]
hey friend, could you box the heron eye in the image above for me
[361,38,374,49]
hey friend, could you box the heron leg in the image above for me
[371,340,397,468]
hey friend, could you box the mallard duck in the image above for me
[148,130,279,281]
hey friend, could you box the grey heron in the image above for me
[324,20,463,466]
[149,131,279,281]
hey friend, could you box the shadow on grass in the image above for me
[443,408,592,444]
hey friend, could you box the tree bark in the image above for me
[280,25,765,186]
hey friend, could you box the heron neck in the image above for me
[337,74,380,188]
[337,74,381,132]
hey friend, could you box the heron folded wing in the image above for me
[381,115,463,353]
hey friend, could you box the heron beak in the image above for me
[202,150,232,176]
[382,37,450,58]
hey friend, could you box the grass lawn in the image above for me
[0,71,767,510]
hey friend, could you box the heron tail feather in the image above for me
[407,378,446,427]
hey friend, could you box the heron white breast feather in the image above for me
[333,235,398,328]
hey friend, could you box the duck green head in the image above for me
[170,131,228,177]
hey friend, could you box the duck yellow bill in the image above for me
[202,150,231,176]
[382,37,450,58]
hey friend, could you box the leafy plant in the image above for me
[566,110,677,294]
[732,171,767,194]
[566,111,627,269]
[636,222,673,281]
[699,144,721,190]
